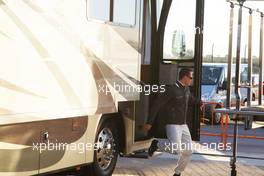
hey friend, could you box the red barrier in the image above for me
[200,102,264,150]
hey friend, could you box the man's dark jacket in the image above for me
[147,81,196,138]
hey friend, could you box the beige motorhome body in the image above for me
[0,0,149,175]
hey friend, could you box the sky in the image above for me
[161,0,264,58]
[203,0,264,57]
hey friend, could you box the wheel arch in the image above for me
[97,113,126,154]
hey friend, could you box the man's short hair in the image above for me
[179,68,192,80]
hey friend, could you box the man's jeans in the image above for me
[157,124,192,174]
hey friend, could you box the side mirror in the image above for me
[171,30,186,57]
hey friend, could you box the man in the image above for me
[144,68,195,176]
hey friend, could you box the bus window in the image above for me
[113,0,136,26]
[88,0,110,21]
[87,0,136,26]
[163,0,196,60]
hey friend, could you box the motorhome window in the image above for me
[88,0,110,21]
[202,66,223,85]
[163,0,196,60]
[113,0,136,26]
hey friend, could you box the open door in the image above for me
[157,0,204,141]
[134,0,204,142]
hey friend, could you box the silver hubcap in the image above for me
[96,127,115,170]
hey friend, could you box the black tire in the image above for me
[87,120,119,176]
[204,104,222,125]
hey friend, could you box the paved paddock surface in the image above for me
[53,153,264,176]
[113,155,264,176]
[55,124,264,176]
[113,124,264,176]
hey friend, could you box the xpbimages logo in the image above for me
[99,82,166,96]
[157,141,232,153]
[32,141,111,154]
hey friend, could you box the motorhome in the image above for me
[0,0,203,175]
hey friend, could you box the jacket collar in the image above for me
[175,80,185,88]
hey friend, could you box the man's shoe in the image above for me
[173,173,181,176]
[148,139,158,156]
